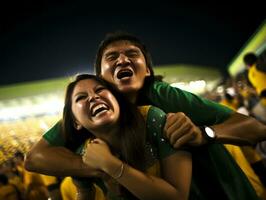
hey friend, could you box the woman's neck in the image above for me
[92,126,121,149]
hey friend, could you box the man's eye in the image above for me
[106,54,118,61]
[127,51,139,57]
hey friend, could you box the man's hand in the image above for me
[164,112,207,148]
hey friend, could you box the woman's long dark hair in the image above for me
[61,74,146,198]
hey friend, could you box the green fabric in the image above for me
[42,81,258,199]
[142,80,233,125]
[146,106,176,158]
[43,81,233,146]
[74,106,178,200]
[147,105,259,200]
[189,144,259,200]
[42,122,65,146]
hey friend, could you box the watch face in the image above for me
[205,126,215,138]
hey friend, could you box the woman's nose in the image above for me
[88,93,100,102]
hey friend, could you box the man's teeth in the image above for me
[92,104,108,116]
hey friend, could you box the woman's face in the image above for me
[71,78,120,132]
[100,40,150,100]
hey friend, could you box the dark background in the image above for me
[0,1,265,86]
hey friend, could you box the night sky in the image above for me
[0,1,265,86]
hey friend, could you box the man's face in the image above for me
[100,40,150,101]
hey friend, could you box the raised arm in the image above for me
[164,112,266,148]
[82,138,192,200]
[24,138,101,177]
[148,81,266,148]
[211,112,266,145]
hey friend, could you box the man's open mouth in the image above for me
[116,69,133,79]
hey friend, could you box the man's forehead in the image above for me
[104,40,140,53]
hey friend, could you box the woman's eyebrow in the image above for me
[73,91,87,97]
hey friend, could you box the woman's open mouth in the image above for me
[91,104,109,117]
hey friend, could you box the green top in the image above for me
[139,80,233,125]
[73,106,177,200]
[43,81,233,145]
[42,81,258,199]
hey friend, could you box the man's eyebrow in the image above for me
[125,49,140,53]
[104,51,118,57]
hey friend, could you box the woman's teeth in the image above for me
[92,104,108,116]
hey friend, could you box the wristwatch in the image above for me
[199,126,216,142]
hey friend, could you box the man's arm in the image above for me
[164,112,266,148]
[212,112,266,145]
[24,138,101,177]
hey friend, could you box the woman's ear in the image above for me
[74,121,83,130]
[145,67,151,76]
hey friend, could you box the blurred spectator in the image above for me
[251,90,266,124]
[248,50,266,96]
[219,86,266,198]
[0,160,25,199]
[0,173,21,200]
[60,177,76,200]
[25,182,50,200]
[256,49,266,73]
[244,52,258,69]
[13,151,25,181]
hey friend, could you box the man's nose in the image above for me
[116,54,130,66]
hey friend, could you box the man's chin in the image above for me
[117,85,138,93]
[117,86,139,100]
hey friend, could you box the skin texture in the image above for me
[71,78,192,200]
[72,79,120,137]
[100,40,150,103]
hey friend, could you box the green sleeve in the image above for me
[145,81,233,125]
[42,121,65,146]
[147,106,176,159]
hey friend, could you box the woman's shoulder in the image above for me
[138,105,166,120]
[138,105,166,140]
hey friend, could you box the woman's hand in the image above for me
[82,138,114,171]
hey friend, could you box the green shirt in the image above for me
[73,106,178,200]
[42,81,258,199]
[139,80,233,125]
[44,81,233,145]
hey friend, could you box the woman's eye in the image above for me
[96,87,106,93]
[76,96,86,102]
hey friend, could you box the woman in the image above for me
[61,73,192,200]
